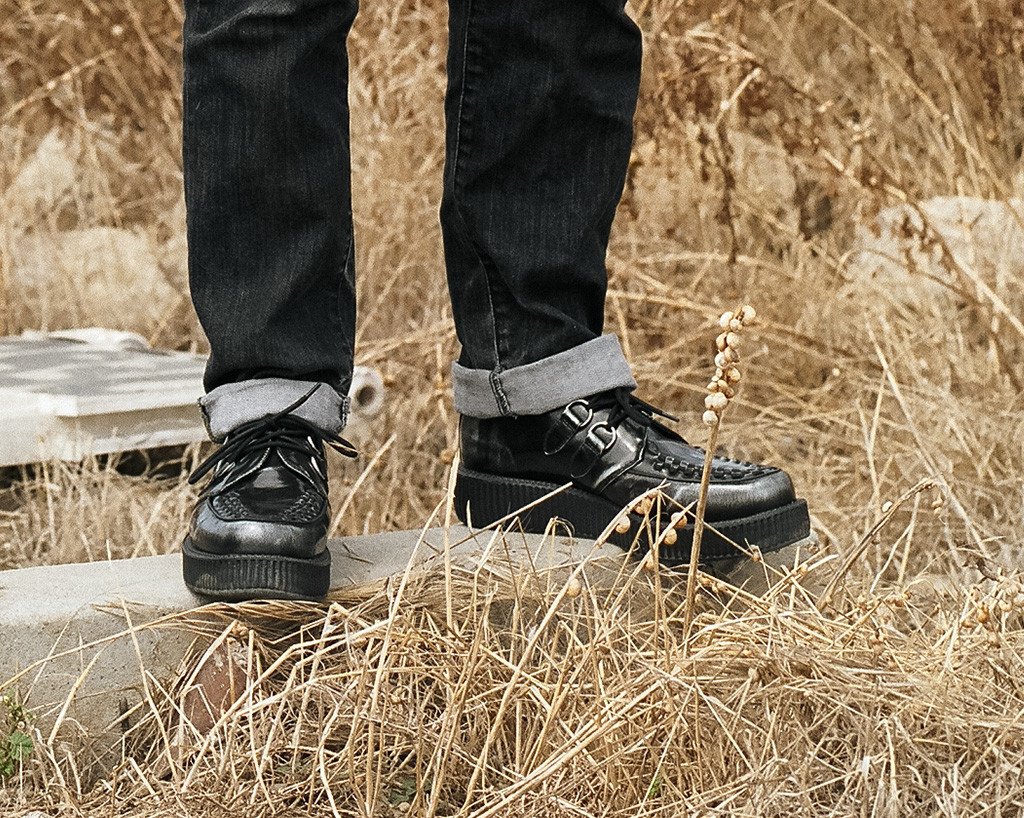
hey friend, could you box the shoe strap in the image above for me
[568,422,619,479]
[542,400,594,455]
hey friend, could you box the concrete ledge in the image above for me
[0,527,624,774]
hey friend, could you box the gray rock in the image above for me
[848,196,1024,304]
[2,130,78,228]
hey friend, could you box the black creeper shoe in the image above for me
[182,393,356,601]
[454,387,811,567]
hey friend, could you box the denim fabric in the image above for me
[441,0,643,372]
[182,0,643,433]
[182,0,358,397]
[451,334,636,418]
[200,379,347,441]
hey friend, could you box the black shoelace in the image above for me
[589,386,679,431]
[188,387,357,486]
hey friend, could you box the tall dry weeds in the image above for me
[9,542,1024,816]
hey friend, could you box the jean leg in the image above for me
[441,0,642,377]
[183,0,359,398]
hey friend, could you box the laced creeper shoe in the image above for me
[182,391,356,601]
[455,387,810,565]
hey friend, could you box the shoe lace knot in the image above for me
[188,385,357,486]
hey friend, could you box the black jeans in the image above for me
[183,0,642,436]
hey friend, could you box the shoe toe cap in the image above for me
[703,465,798,521]
[190,500,328,559]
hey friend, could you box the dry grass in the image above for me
[2,0,1024,813]
[8,537,1024,817]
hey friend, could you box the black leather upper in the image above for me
[188,410,354,558]
[460,388,797,522]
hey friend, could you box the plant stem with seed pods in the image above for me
[683,305,756,652]
[682,421,720,652]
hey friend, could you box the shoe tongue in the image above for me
[277,443,325,484]
[243,448,306,493]
[250,466,288,490]
[231,446,269,476]
[239,444,289,480]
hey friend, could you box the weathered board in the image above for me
[0,332,383,466]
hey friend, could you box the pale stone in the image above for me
[2,130,78,228]
[630,126,802,246]
[847,196,1024,307]
[0,527,626,777]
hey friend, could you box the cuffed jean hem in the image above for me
[199,377,349,441]
[452,334,637,418]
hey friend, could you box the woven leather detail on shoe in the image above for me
[649,443,774,481]
[211,487,325,524]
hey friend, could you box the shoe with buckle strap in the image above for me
[182,388,357,601]
[454,387,811,565]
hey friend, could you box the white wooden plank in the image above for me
[0,334,385,466]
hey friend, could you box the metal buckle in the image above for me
[588,422,618,454]
[543,400,594,455]
[564,400,593,428]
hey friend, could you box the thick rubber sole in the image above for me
[453,466,811,567]
[182,537,331,602]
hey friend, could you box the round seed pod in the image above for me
[719,311,734,328]
[703,409,720,426]
[714,352,729,369]
[663,528,678,546]
[705,392,728,411]
[716,333,729,351]
[725,367,741,383]
[726,332,741,348]
[739,305,757,323]
[729,318,742,332]
[614,516,631,534]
